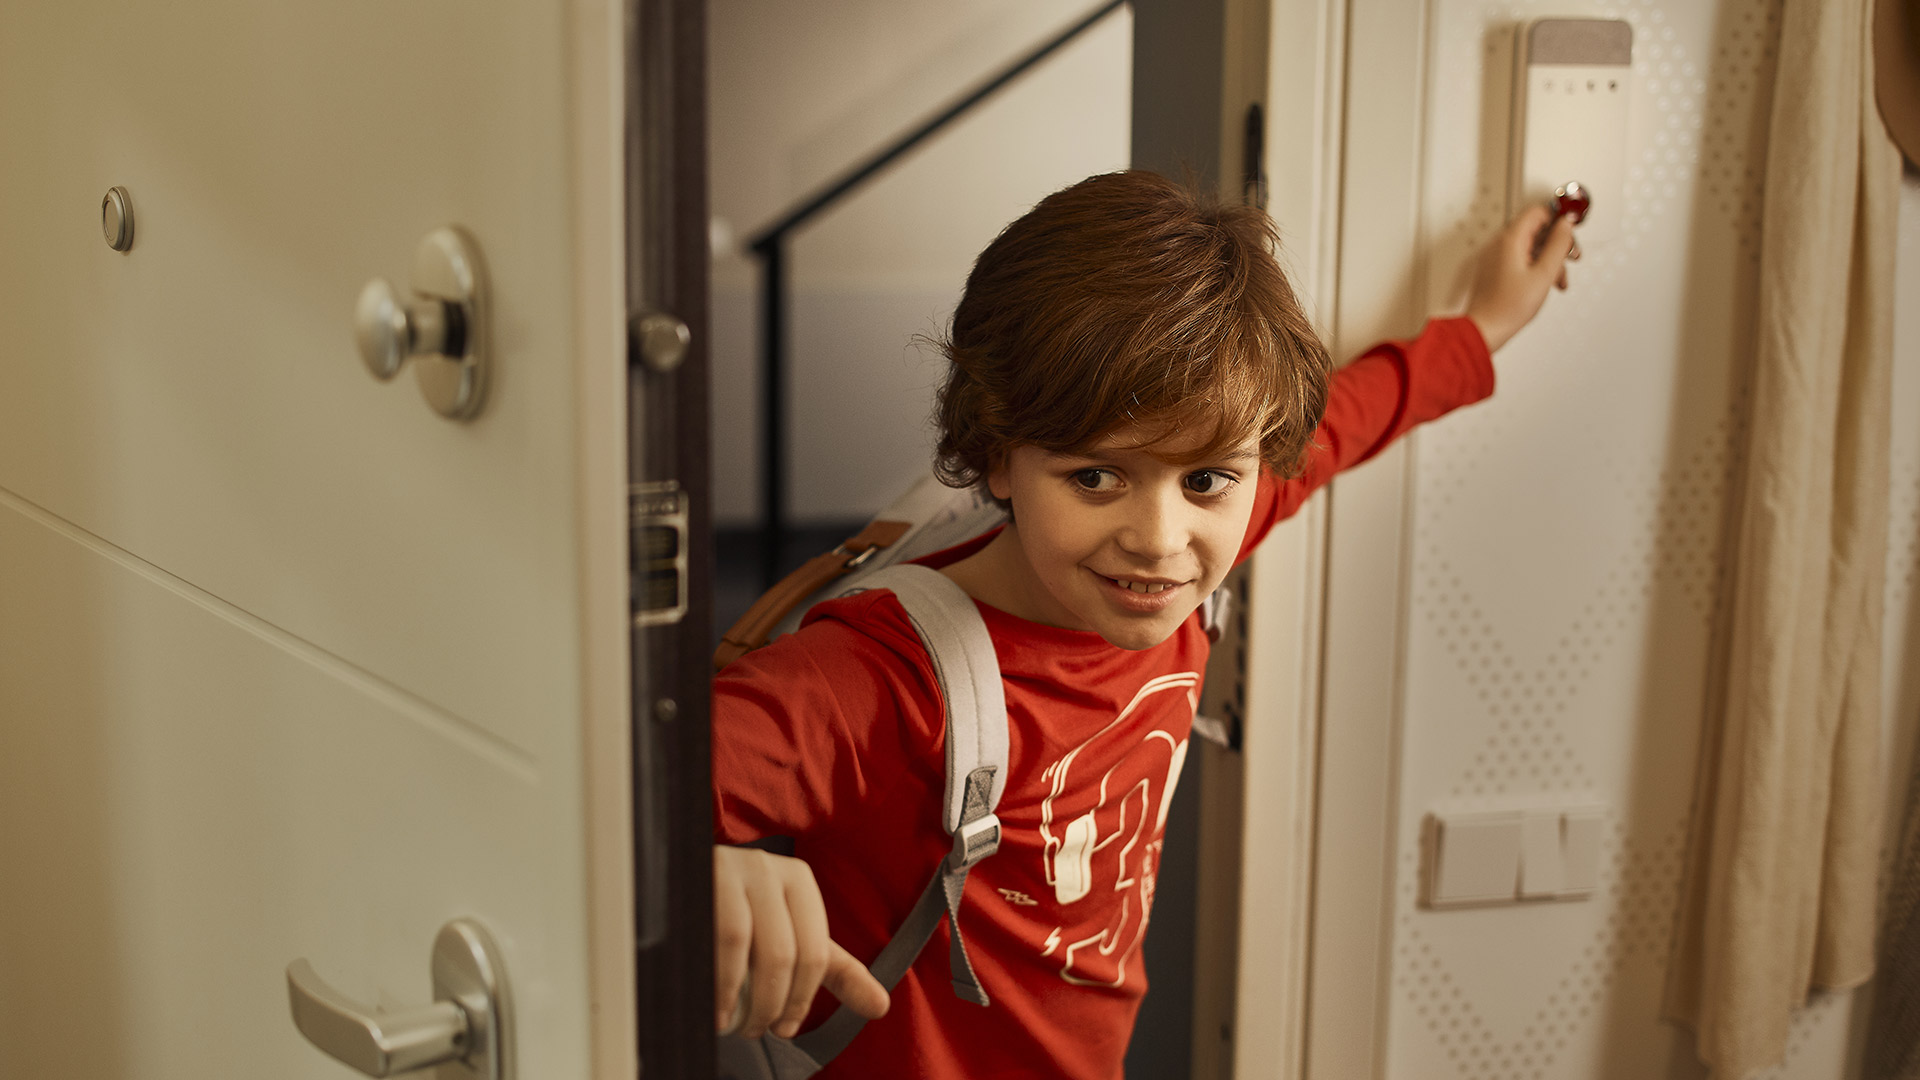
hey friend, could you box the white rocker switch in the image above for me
[1425,811,1523,907]
[1519,809,1565,898]
[1560,807,1604,896]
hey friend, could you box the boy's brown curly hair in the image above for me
[933,170,1330,498]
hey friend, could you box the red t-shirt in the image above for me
[712,317,1493,1079]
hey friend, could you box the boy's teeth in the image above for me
[1115,579,1171,594]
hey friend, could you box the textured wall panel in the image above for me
[1378,0,1920,1076]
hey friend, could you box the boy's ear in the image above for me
[986,454,1014,503]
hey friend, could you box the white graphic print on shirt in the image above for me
[1037,672,1195,987]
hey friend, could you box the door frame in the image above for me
[1184,0,1435,1075]
[1302,0,1433,1075]
[626,0,716,1074]
[1174,0,1360,1074]
[577,0,644,1075]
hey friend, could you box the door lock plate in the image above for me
[631,481,689,626]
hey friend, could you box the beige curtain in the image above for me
[1661,0,1903,1074]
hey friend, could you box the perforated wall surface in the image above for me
[1382,0,1920,1076]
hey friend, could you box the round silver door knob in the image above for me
[353,227,489,421]
[356,278,465,382]
[632,311,691,373]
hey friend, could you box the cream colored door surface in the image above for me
[0,2,634,1078]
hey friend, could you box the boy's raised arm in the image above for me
[1237,205,1579,559]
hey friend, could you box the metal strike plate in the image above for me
[631,481,689,626]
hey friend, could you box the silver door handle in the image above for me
[287,917,512,1080]
[286,961,466,1075]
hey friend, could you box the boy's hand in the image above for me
[1464,204,1579,353]
[714,845,890,1039]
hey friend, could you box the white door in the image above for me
[0,2,637,1077]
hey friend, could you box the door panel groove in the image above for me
[0,483,539,780]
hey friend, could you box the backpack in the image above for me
[715,562,1008,1079]
[713,474,1008,672]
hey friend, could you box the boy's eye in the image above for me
[1071,468,1119,492]
[1185,470,1236,496]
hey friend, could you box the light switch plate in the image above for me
[1510,18,1633,247]
[1424,811,1523,908]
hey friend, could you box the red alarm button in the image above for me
[1531,180,1591,259]
[1550,180,1591,224]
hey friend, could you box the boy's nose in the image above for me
[1117,493,1188,561]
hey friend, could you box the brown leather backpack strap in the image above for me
[713,519,914,671]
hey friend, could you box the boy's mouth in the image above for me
[1095,572,1188,596]
[1105,576,1175,591]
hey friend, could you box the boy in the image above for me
[712,170,1577,1078]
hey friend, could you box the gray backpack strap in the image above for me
[864,565,1008,838]
[784,862,954,1069]
[873,565,1007,1006]
[717,1026,830,1080]
[783,565,1007,1067]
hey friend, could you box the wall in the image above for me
[1319,0,1920,1075]
[707,0,1132,526]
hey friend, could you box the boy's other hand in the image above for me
[714,844,890,1040]
[1464,204,1579,353]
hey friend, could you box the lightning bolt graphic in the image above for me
[1041,927,1062,957]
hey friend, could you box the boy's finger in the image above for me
[1533,216,1577,275]
[821,941,891,1020]
[743,868,797,1038]
[773,868,833,1038]
[1509,201,1554,239]
[714,869,754,1032]
[1510,203,1556,254]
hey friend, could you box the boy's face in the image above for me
[987,426,1262,651]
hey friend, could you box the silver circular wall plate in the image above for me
[410,226,489,421]
[101,187,134,252]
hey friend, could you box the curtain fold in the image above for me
[1661,0,1903,1074]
